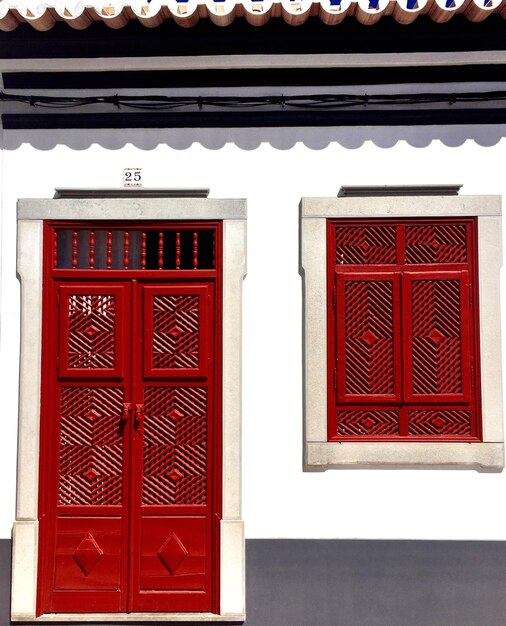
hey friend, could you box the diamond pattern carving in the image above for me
[344,279,395,395]
[408,410,472,435]
[58,386,124,506]
[168,326,184,340]
[411,279,462,394]
[157,533,189,575]
[72,534,104,576]
[151,294,199,370]
[142,386,207,505]
[335,225,397,265]
[86,408,101,422]
[361,329,378,348]
[84,324,99,339]
[67,294,115,369]
[83,467,100,482]
[333,220,476,441]
[167,469,184,481]
[336,410,399,436]
[427,328,445,346]
[405,224,467,264]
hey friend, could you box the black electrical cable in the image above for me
[1,91,506,110]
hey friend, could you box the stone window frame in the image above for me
[11,194,246,622]
[301,194,504,472]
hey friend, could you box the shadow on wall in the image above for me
[3,125,506,152]
[3,539,506,626]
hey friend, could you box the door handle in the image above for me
[122,403,131,423]
[135,404,145,427]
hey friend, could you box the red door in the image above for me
[37,224,221,615]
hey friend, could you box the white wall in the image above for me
[2,124,506,541]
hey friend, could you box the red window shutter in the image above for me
[335,271,402,405]
[329,219,480,442]
[402,271,472,404]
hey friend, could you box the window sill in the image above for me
[306,441,505,472]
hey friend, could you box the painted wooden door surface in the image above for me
[38,277,218,614]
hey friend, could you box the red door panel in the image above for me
[53,517,123,591]
[41,282,132,613]
[129,283,214,612]
[140,385,208,508]
[142,285,211,380]
[57,385,127,508]
[139,517,208,592]
[58,285,128,380]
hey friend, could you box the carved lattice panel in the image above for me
[67,294,116,369]
[405,223,467,264]
[142,386,207,506]
[409,277,465,397]
[335,225,397,265]
[408,409,472,436]
[151,295,199,370]
[335,409,399,436]
[338,274,400,400]
[58,386,124,506]
[330,219,478,441]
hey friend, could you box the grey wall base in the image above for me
[2,539,506,625]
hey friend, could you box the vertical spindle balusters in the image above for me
[141,232,146,269]
[175,232,181,270]
[53,231,58,269]
[107,231,112,269]
[89,231,95,269]
[51,226,215,272]
[124,232,130,269]
[158,232,164,270]
[193,232,198,269]
[72,231,78,269]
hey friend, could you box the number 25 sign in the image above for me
[123,168,142,187]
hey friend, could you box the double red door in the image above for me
[38,278,219,614]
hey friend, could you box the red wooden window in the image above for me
[327,219,481,441]
[37,222,222,615]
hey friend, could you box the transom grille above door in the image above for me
[54,226,216,270]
